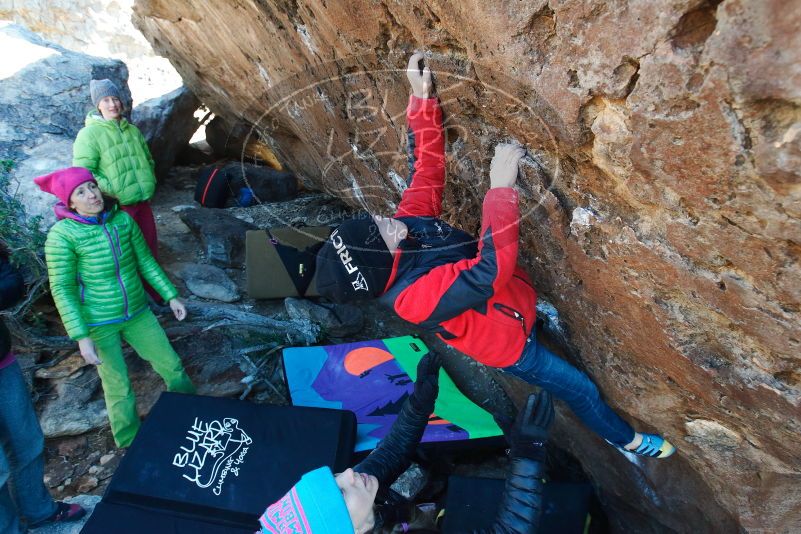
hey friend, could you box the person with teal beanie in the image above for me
[259,355,552,533]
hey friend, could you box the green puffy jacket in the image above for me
[45,203,178,340]
[72,112,156,205]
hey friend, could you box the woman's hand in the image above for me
[169,298,187,321]
[407,52,432,99]
[78,337,101,366]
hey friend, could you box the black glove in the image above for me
[409,352,441,411]
[509,391,554,462]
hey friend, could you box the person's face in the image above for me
[97,96,123,120]
[69,181,104,216]
[373,214,407,253]
[335,468,378,534]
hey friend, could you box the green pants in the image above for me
[90,309,195,447]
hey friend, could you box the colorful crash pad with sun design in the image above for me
[282,336,502,452]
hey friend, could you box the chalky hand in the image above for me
[406,52,432,99]
[490,143,525,189]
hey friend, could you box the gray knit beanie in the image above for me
[89,79,122,108]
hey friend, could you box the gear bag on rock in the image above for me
[246,226,329,299]
[194,163,298,208]
[194,164,229,208]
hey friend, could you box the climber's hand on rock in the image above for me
[407,52,432,99]
[490,143,525,189]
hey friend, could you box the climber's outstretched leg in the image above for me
[504,337,675,458]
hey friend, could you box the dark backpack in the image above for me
[193,164,229,208]
[195,163,298,208]
[225,163,297,203]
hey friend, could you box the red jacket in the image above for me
[379,96,537,368]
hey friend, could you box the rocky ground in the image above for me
[29,165,569,532]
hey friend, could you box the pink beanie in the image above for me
[34,167,96,205]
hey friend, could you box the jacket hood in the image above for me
[54,202,114,224]
[84,110,129,129]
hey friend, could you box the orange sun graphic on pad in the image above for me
[344,347,395,376]
[343,347,452,425]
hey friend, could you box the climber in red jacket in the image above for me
[315,52,675,459]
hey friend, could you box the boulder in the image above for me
[284,297,364,338]
[390,463,429,501]
[0,23,131,227]
[176,140,216,166]
[0,1,182,103]
[177,207,257,267]
[132,86,201,181]
[131,1,801,529]
[203,115,247,159]
[10,135,75,228]
[35,353,89,380]
[39,368,108,438]
[178,262,240,302]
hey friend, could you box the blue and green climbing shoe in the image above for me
[627,433,676,458]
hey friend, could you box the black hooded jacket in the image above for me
[354,388,545,533]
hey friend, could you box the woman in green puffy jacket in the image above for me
[35,167,195,448]
[73,79,161,299]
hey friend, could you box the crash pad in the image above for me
[282,335,502,452]
[82,501,256,534]
[82,392,356,531]
[442,476,597,534]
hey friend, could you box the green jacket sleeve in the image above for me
[73,128,112,193]
[127,215,178,301]
[45,226,89,340]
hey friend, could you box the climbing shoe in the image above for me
[625,433,676,458]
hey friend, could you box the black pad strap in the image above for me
[266,230,323,296]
